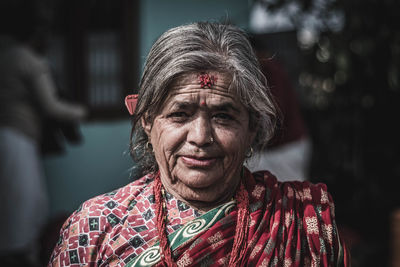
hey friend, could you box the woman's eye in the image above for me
[213,113,233,121]
[170,112,187,117]
[167,112,189,121]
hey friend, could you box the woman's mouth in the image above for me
[180,156,217,168]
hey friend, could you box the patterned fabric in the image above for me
[49,170,350,266]
[48,173,202,266]
[128,201,236,267]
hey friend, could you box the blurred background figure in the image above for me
[246,33,311,181]
[0,0,86,266]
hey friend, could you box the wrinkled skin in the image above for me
[142,72,256,211]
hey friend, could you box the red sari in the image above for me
[49,169,349,266]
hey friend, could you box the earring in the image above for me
[146,141,153,151]
[210,137,214,143]
[246,147,254,158]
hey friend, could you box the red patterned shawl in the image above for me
[49,170,349,266]
[153,169,350,266]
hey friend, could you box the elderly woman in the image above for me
[49,22,349,266]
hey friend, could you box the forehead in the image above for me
[166,72,238,102]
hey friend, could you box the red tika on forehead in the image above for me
[199,73,218,88]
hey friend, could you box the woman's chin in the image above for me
[165,164,238,206]
[176,185,227,208]
[175,169,222,189]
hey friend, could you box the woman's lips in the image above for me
[180,156,217,168]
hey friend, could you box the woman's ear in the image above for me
[249,128,257,147]
[248,119,258,146]
[141,116,152,136]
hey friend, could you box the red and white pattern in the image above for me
[49,170,350,266]
[49,173,201,266]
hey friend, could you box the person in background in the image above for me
[0,1,87,266]
[49,22,348,266]
[246,36,311,182]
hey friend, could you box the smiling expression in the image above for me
[142,72,256,210]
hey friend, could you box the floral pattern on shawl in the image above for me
[48,170,349,267]
[146,170,349,266]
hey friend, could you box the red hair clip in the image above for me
[199,73,218,88]
[125,94,138,115]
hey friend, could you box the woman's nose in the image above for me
[187,115,213,147]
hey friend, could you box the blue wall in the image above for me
[44,0,251,217]
[140,0,251,60]
[44,120,133,216]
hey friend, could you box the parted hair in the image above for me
[130,21,278,175]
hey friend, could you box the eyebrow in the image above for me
[170,100,241,113]
[170,101,196,110]
[209,102,241,113]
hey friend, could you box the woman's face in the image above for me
[143,72,256,209]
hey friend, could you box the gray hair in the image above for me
[130,21,278,175]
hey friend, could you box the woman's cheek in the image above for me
[155,125,185,165]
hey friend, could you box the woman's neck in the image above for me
[160,175,240,213]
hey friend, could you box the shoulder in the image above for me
[251,171,346,265]
[72,173,155,220]
[282,180,332,208]
[81,173,155,212]
[49,173,156,266]
[278,180,338,235]
[252,170,333,207]
[252,170,338,239]
[9,44,49,75]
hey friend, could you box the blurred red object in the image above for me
[125,94,138,115]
